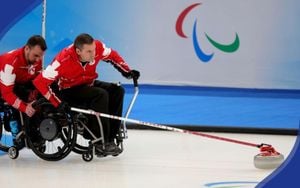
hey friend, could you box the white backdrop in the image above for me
[1,0,300,89]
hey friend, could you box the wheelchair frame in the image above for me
[70,78,139,161]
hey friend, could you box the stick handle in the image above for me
[133,77,138,87]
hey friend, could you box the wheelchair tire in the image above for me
[61,123,89,155]
[61,119,91,155]
[73,143,89,155]
[61,113,125,157]
[25,101,77,161]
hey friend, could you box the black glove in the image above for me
[57,101,71,113]
[127,70,140,79]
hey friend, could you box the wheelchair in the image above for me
[0,78,138,162]
[68,78,139,162]
[0,99,77,161]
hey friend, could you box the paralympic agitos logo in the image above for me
[175,3,240,63]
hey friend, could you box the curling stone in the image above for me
[254,145,284,169]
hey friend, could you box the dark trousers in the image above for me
[59,80,125,142]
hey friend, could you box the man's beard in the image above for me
[25,53,34,65]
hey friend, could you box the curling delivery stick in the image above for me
[70,107,285,169]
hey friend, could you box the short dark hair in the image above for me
[74,33,94,50]
[26,35,47,51]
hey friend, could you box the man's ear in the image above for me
[24,45,30,53]
[75,48,81,55]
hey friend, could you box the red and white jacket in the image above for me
[0,47,42,113]
[33,40,131,107]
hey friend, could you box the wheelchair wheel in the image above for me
[61,115,90,155]
[63,131,91,155]
[73,134,90,154]
[26,101,77,161]
[62,113,124,157]
[8,146,19,159]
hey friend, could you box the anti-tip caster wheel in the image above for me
[8,146,19,159]
[82,152,93,162]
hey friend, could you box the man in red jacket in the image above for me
[0,35,47,146]
[33,33,140,156]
